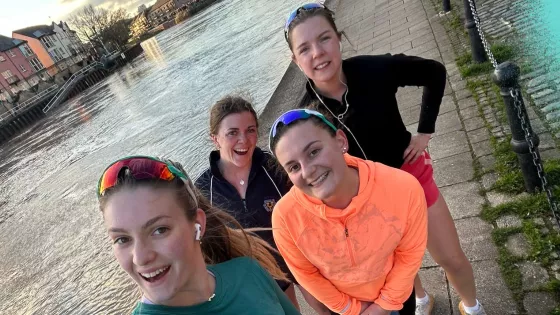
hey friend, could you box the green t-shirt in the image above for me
[131,257,300,315]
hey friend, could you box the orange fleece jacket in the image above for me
[272,154,428,314]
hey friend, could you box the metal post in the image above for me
[493,62,540,192]
[443,0,451,12]
[463,0,487,63]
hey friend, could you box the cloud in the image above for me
[64,0,156,16]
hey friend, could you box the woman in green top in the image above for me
[97,156,300,315]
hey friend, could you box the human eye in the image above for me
[153,227,169,236]
[227,130,237,137]
[309,148,321,157]
[113,236,130,245]
[288,164,300,173]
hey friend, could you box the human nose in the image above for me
[132,239,156,267]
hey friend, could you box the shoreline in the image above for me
[257,0,340,149]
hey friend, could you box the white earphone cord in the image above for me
[307,79,368,160]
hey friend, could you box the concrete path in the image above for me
[292,0,517,313]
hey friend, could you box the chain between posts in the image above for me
[465,0,560,227]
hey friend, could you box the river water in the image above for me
[0,0,307,313]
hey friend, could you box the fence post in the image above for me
[492,61,541,192]
[443,0,451,12]
[463,0,487,63]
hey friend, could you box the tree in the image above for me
[68,5,131,53]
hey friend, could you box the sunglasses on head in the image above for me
[284,3,325,40]
[268,109,337,152]
[97,156,197,206]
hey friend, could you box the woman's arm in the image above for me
[373,179,428,311]
[272,214,363,315]
[389,54,447,135]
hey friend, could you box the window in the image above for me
[19,64,26,72]
[19,44,33,57]
[8,50,16,57]
[29,57,44,71]
[41,36,55,49]
[1,70,14,79]
[50,49,61,62]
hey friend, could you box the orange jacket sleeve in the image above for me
[272,213,362,315]
[374,183,428,311]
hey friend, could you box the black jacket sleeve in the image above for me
[389,54,447,134]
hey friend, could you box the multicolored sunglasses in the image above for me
[268,109,337,152]
[97,156,197,205]
[284,3,325,40]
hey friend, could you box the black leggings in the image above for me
[329,289,415,315]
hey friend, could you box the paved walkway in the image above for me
[292,0,516,313]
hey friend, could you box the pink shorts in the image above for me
[400,151,439,207]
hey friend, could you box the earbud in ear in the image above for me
[194,223,202,241]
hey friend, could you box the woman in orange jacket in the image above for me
[268,108,428,315]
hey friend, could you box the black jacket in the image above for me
[302,53,447,168]
[194,147,289,248]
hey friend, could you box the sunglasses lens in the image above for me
[285,3,324,33]
[272,110,310,138]
[98,158,176,196]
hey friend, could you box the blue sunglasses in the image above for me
[268,109,337,152]
[284,3,325,40]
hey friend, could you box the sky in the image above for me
[0,0,157,37]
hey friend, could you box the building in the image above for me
[13,25,73,76]
[138,4,148,13]
[0,35,47,102]
[148,0,175,26]
[52,21,86,64]
[130,10,151,39]
[148,0,195,26]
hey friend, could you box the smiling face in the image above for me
[212,111,258,168]
[274,120,348,201]
[103,186,206,305]
[290,15,342,84]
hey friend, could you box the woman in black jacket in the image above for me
[282,4,486,315]
[195,96,328,314]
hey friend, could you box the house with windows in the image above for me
[0,35,47,102]
[52,21,86,64]
[12,24,74,76]
[147,0,195,26]
[130,9,151,39]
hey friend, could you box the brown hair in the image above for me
[285,5,342,51]
[98,159,287,281]
[209,95,258,136]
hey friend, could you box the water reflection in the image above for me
[142,37,167,66]
[0,0,307,313]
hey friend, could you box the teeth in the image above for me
[236,149,248,152]
[311,173,328,186]
[316,62,328,69]
[141,266,168,278]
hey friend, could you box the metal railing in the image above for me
[42,61,103,113]
[460,0,560,228]
[0,84,59,124]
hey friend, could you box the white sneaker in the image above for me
[459,301,487,315]
[415,293,434,315]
